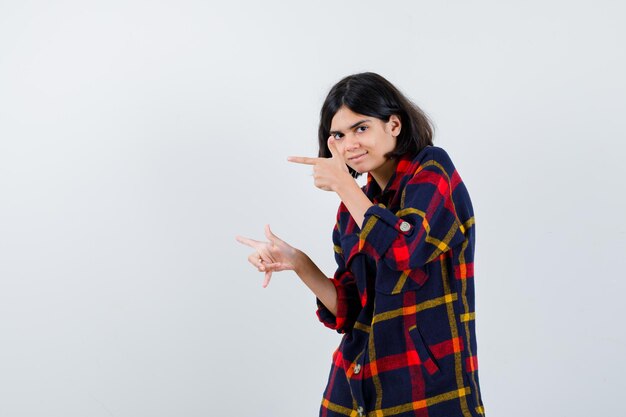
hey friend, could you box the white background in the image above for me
[1,1,625,416]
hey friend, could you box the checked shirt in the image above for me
[316,145,486,417]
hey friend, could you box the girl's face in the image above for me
[329,105,401,180]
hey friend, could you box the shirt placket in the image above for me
[347,349,367,416]
[347,170,402,416]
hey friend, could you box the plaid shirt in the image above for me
[316,145,486,417]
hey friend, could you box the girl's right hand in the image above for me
[235,224,300,288]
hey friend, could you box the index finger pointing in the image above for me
[235,235,261,248]
[287,156,318,165]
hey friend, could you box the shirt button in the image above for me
[357,406,364,416]
[399,221,411,232]
[354,363,361,374]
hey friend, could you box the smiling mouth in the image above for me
[348,152,368,161]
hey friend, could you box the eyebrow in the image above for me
[329,119,371,135]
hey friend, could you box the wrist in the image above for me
[292,249,310,275]
[332,171,357,194]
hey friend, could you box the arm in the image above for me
[295,250,361,334]
[292,250,338,316]
[234,223,341,319]
[288,136,373,229]
[333,176,374,229]
[359,156,468,271]
[314,211,362,333]
[236,223,361,333]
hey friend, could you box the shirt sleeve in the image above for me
[316,208,362,334]
[358,158,467,271]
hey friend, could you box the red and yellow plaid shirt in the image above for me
[316,145,486,417]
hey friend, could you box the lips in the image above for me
[348,152,368,162]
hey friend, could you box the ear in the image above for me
[387,114,402,137]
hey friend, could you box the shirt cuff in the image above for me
[359,203,414,260]
[316,278,351,333]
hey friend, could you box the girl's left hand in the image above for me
[288,136,351,192]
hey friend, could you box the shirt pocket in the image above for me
[374,265,429,295]
[408,323,441,377]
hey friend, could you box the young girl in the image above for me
[236,72,486,417]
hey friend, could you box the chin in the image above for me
[347,164,364,175]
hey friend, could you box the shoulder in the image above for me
[411,145,454,165]
[407,145,457,179]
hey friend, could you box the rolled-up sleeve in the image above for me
[316,208,362,333]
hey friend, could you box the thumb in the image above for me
[327,136,342,160]
[264,224,280,244]
[328,136,349,174]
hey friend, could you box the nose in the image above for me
[344,132,360,151]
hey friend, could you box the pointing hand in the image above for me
[288,136,351,192]
[235,225,299,288]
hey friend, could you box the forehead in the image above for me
[330,106,377,131]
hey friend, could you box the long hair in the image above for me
[318,72,434,177]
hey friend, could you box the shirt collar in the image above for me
[364,153,415,202]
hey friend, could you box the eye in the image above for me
[332,132,343,140]
[356,125,368,133]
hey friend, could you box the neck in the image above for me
[370,158,398,191]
